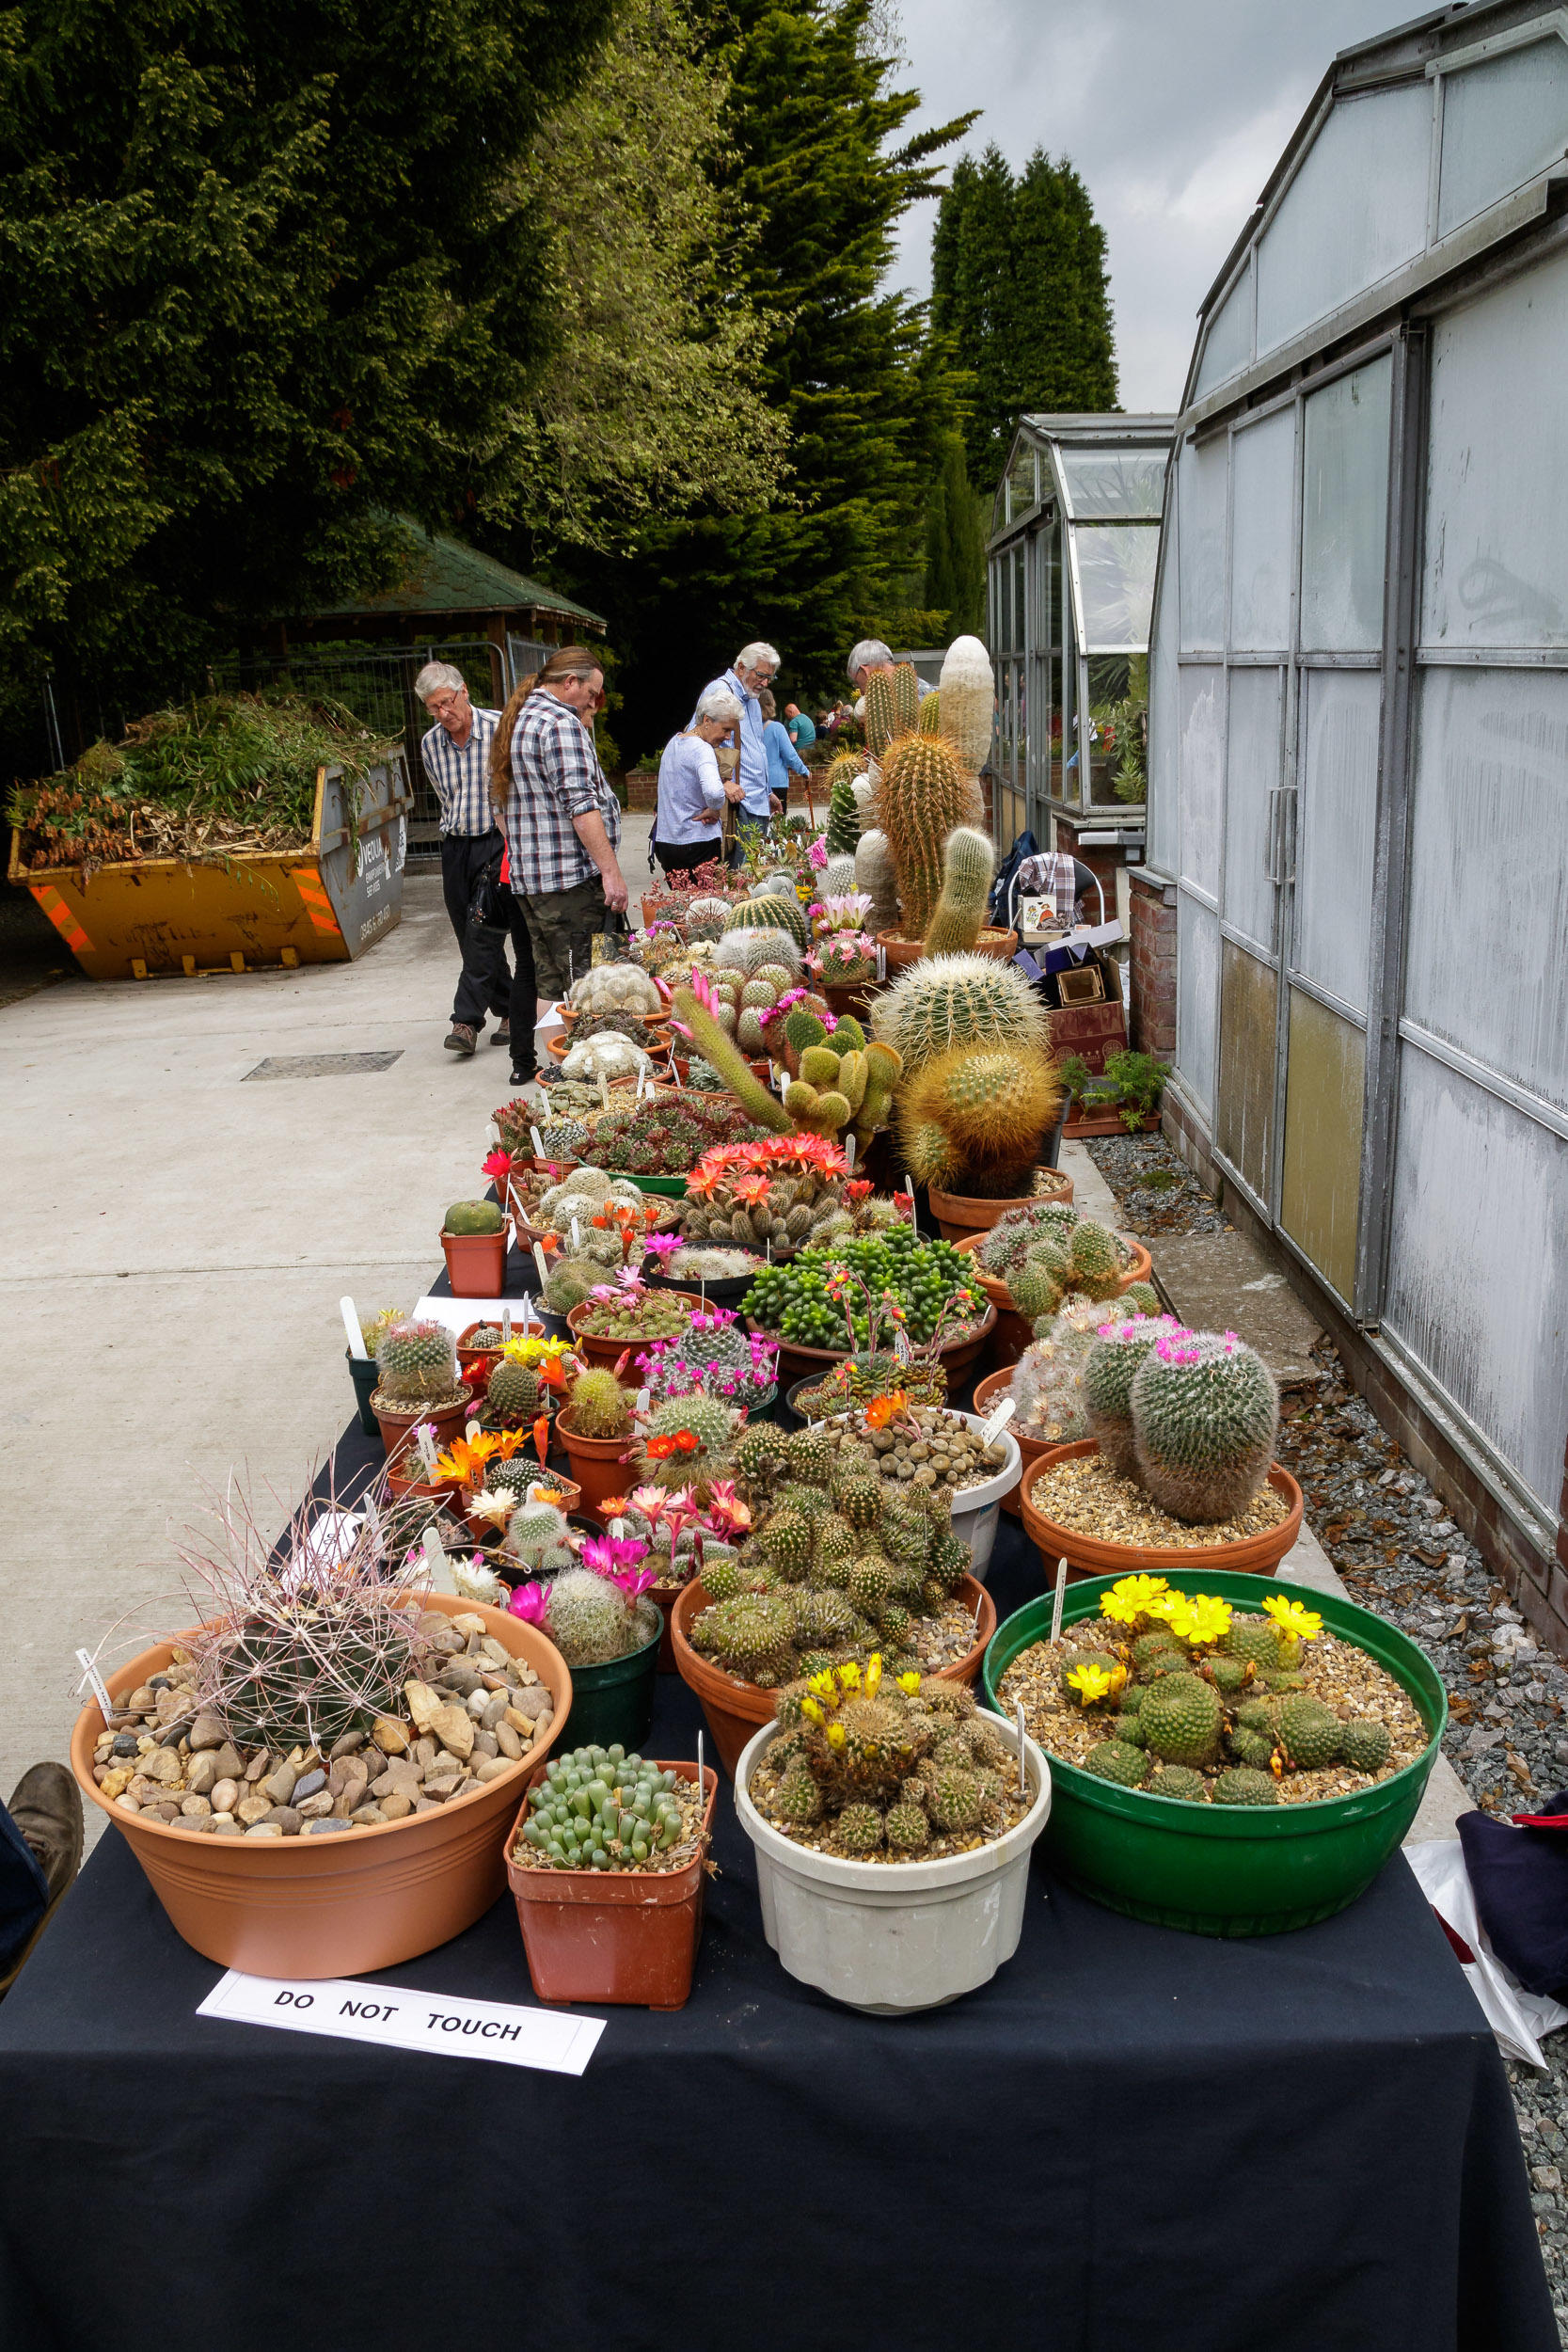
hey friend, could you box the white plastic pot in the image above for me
[734,1715,1053,2014]
[807,1410,1022,1583]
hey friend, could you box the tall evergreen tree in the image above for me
[930,143,1118,494]
[559,0,975,755]
[922,431,985,638]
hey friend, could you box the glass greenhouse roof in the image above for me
[989,414,1174,655]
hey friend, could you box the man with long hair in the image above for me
[489,647,627,1031]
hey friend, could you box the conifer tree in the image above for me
[923,432,986,638]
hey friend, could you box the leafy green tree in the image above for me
[922,430,986,638]
[0,0,612,760]
[930,143,1118,492]
[560,0,975,752]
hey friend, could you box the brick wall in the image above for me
[1128,867,1177,1057]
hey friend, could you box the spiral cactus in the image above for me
[1130,1330,1280,1524]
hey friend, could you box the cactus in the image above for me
[444,1200,505,1235]
[1081,1315,1188,1475]
[723,894,810,952]
[978,1199,1081,1277]
[938,635,995,774]
[898,1044,1062,1197]
[712,925,803,977]
[1065,1219,1125,1301]
[542,1256,601,1314]
[373,1320,460,1405]
[871,952,1050,1074]
[922,826,996,959]
[917,689,942,736]
[670,987,794,1136]
[566,1367,634,1438]
[853,826,900,935]
[544,1567,657,1667]
[761,1663,1010,1852]
[502,1500,579,1577]
[633,1392,738,1490]
[568,962,664,1018]
[487,1354,543,1422]
[863,667,919,756]
[870,731,984,936]
[1129,1330,1280,1524]
[826,777,862,857]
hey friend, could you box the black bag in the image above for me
[1459,1796,1568,1999]
[467,840,510,939]
[989,828,1038,925]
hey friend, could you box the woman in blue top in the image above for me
[760,689,809,805]
[654,687,744,875]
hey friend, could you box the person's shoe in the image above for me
[492,1020,511,1047]
[510,1069,540,1093]
[444,1022,479,1057]
[0,1764,83,1994]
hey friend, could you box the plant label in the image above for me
[843,1133,857,1172]
[341,1297,366,1359]
[531,1242,549,1290]
[980,1396,1017,1445]
[1050,1557,1069,1645]
[570,1216,581,1248]
[530,1125,546,1160]
[415,1425,439,1475]
[610,1518,627,1539]
[75,1648,114,1722]
[598,1073,611,1113]
[502,1306,513,1343]
[420,1526,457,1593]
[486,1120,501,1145]
[635,1388,652,1418]
[197,1969,605,2074]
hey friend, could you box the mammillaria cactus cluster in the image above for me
[567,962,665,1020]
[1129,1330,1280,1523]
[373,1321,463,1406]
[508,1532,660,1667]
[636,1305,779,1408]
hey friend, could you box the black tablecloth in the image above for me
[0,1255,1555,2352]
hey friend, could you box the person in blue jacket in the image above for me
[760,689,809,810]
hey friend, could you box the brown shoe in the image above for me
[444,1022,479,1057]
[0,1764,82,1994]
[492,1020,511,1046]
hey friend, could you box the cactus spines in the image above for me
[871,952,1050,1074]
[1339,1719,1392,1772]
[544,1568,656,1668]
[1130,1331,1280,1524]
[871,731,985,936]
[922,826,996,959]
[373,1320,460,1405]
[565,1367,633,1438]
[853,826,900,935]
[917,689,942,736]
[826,776,863,856]
[723,894,810,951]
[713,926,803,977]
[937,635,995,774]
[487,1354,542,1421]
[1081,1314,1188,1477]
[898,1044,1062,1197]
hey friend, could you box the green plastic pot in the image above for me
[549,1612,663,1756]
[983,1569,1447,1938]
[620,1173,688,1198]
[345,1349,380,1438]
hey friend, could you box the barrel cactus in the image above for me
[373,1320,460,1405]
[1082,1315,1191,1477]
[1130,1330,1280,1524]
[872,953,1050,1075]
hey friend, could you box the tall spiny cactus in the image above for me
[826,776,863,857]
[853,827,899,934]
[922,826,996,958]
[898,1044,1062,1197]
[918,689,943,736]
[871,732,984,936]
[938,637,996,775]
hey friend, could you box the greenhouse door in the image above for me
[1212,354,1393,1311]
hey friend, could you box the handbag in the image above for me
[467,839,510,940]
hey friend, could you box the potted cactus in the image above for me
[505,1532,663,1752]
[869,740,1012,963]
[1019,1325,1304,1578]
[369,1319,473,1457]
[958,1200,1153,1357]
[566,1275,705,1370]
[555,1367,636,1521]
[504,1742,720,2007]
[636,1304,780,1414]
[440,1197,510,1296]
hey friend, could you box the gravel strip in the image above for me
[1275,1340,1568,2335]
[1084,1133,1234,1236]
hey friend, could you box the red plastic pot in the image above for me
[371,1392,472,1460]
[504,1761,719,2008]
[567,1293,704,1372]
[441,1225,509,1298]
[554,1405,635,1522]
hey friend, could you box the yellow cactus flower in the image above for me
[1099,1590,1145,1627]
[895,1672,921,1695]
[826,1722,847,1751]
[1180,1595,1233,1646]
[1065,1662,1114,1706]
[837,1661,862,1692]
[865,1653,883,1697]
[807,1670,837,1700]
[1262,1595,1323,1644]
[800,1696,824,1725]
[1110,1573,1170,1610]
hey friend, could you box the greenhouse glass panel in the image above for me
[1229,406,1296,653]
[992,554,1011,657]
[1255,83,1431,358]
[1437,38,1568,240]
[1423,246,1568,649]
[1015,545,1028,652]
[1048,526,1066,800]
[1076,525,1159,648]
[1295,668,1379,1017]
[1147,510,1180,877]
[1058,451,1166,518]
[1194,267,1252,398]
[1405,666,1568,1113]
[1222,664,1282,956]
[1301,356,1391,653]
[1386,1050,1568,1512]
[1086,656,1138,807]
[1280,991,1364,1307]
[1217,942,1278,1205]
[1177,894,1220,1118]
[1179,435,1227,651]
[1178,665,1224,899]
[1006,442,1038,524]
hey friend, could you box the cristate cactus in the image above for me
[1129,1330,1280,1523]
[373,1320,460,1405]
[1080,1314,1190,1475]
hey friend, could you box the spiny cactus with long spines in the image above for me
[1130,1330,1280,1524]
[374,1320,461,1405]
[712,925,803,978]
[898,1044,1062,1198]
[871,952,1050,1074]
[565,1366,634,1438]
[871,731,985,937]
[1081,1315,1190,1476]
[671,984,795,1136]
[922,825,996,959]
[826,776,863,857]
[722,893,811,952]
[862,663,920,756]
[938,635,996,774]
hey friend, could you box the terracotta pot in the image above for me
[820,978,879,1023]
[69,1593,573,1979]
[744,1304,995,1394]
[370,1392,472,1459]
[953,1232,1155,1369]
[1063,1107,1162,1137]
[650,1581,686,1671]
[567,1293,704,1372]
[555,1405,636,1522]
[876,928,1018,972]
[972,1365,1054,1518]
[456,1323,506,1400]
[672,1574,997,1778]
[504,1760,720,2008]
[928,1170,1073,1245]
[441,1226,509,1298]
[1018,1439,1306,1581]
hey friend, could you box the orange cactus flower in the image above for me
[864,1391,908,1431]
[598,1494,629,1518]
[537,1355,568,1392]
[531,1414,551,1466]
[731,1172,770,1208]
[432,1432,499,1486]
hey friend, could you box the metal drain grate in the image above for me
[243,1051,404,1082]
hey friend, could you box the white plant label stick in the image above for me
[421,1526,457,1595]
[904,1174,917,1227]
[598,1073,611,1113]
[844,1133,856,1173]
[610,1518,627,1540]
[531,1126,546,1160]
[1016,1700,1029,1804]
[360,1489,381,1549]
[499,1306,511,1343]
[75,1648,114,1722]
[341,1297,366,1358]
[1050,1557,1069,1645]
[531,1242,549,1290]
[467,1417,481,1441]
[697,1729,705,1804]
[570,1216,581,1248]
[415,1424,439,1475]
[486,1120,500,1145]
[981,1395,1017,1445]
[635,1388,652,1418]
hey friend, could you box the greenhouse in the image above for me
[986,412,1174,854]
[1145,0,1568,1586]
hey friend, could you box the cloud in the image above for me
[887,0,1402,415]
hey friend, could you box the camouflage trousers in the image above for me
[512,874,609,1001]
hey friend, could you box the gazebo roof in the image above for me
[297,516,605,631]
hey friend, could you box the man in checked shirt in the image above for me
[415,660,527,1060]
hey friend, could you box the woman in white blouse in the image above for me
[654,687,744,876]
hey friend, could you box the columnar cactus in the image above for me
[937,636,996,774]
[922,826,996,959]
[1129,1331,1280,1523]
[374,1320,460,1404]
[871,732,985,936]
[853,827,900,934]
[826,777,863,857]
[871,952,1050,1074]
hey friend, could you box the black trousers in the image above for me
[502,892,538,1079]
[653,834,725,876]
[440,831,512,1029]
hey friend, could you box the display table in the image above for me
[0,1257,1555,2351]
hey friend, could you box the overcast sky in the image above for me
[889,0,1418,411]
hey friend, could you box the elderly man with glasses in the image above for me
[414,660,519,1059]
[846,637,932,701]
[691,640,783,856]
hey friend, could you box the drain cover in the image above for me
[244,1051,404,1082]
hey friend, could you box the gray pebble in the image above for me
[303,1817,351,1835]
[293,1769,326,1802]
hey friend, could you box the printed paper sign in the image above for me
[197,1968,604,2074]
